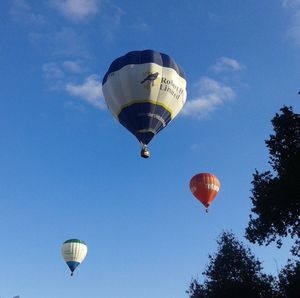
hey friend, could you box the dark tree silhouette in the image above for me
[187,232,275,298]
[277,260,300,298]
[245,106,300,256]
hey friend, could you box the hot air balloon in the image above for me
[102,49,187,158]
[61,239,88,276]
[190,173,220,212]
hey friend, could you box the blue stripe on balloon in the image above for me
[102,50,185,85]
[118,102,171,145]
[66,261,80,272]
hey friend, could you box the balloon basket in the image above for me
[140,147,150,158]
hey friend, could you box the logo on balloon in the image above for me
[140,72,159,89]
[206,183,220,192]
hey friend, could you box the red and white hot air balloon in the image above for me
[190,173,220,211]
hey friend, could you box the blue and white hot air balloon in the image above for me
[61,239,88,276]
[102,49,187,158]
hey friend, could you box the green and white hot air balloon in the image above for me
[61,239,88,276]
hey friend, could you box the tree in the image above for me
[245,106,300,256]
[277,260,300,298]
[186,232,275,298]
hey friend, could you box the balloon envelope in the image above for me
[190,173,220,208]
[61,239,87,275]
[102,49,187,155]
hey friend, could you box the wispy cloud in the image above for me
[11,0,124,59]
[50,0,100,22]
[42,62,104,109]
[65,75,105,109]
[100,4,125,42]
[190,143,200,151]
[52,27,90,58]
[282,0,300,46]
[43,60,84,79]
[63,61,83,73]
[11,0,45,25]
[288,10,300,46]
[210,57,243,74]
[64,100,87,112]
[43,62,65,79]
[182,77,235,119]
[130,18,151,32]
[282,0,300,7]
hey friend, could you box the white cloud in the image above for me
[64,100,87,112]
[100,4,125,42]
[190,143,200,151]
[43,60,84,79]
[11,0,45,25]
[63,61,83,73]
[42,62,64,79]
[51,0,100,22]
[287,10,300,46]
[130,18,151,32]
[50,1,124,42]
[282,0,300,7]
[65,75,105,109]
[282,0,300,46]
[52,27,89,58]
[182,77,235,119]
[211,57,243,73]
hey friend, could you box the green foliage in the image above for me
[277,260,300,298]
[187,232,275,298]
[245,106,300,255]
[187,107,300,298]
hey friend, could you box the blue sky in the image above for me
[1,1,300,297]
